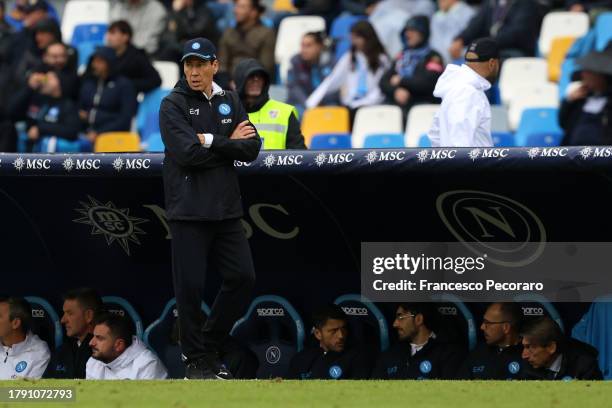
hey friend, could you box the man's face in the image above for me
[350,33,366,52]
[35,31,55,50]
[393,306,418,342]
[91,56,109,78]
[245,73,265,97]
[487,58,500,83]
[61,299,90,339]
[43,43,68,70]
[438,0,454,12]
[0,302,14,340]
[405,29,424,48]
[480,304,509,346]
[314,318,347,353]
[90,324,122,364]
[105,28,129,50]
[234,0,256,25]
[184,57,218,92]
[521,337,557,369]
[300,35,322,63]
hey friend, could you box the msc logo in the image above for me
[468,148,509,161]
[263,154,303,168]
[31,309,45,318]
[341,307,368,316]
[436,190,546,267]
[189,108,200,115]
[234,160,252,167]
[365,150,406,164]
[125,159,151,170]
[257,308,285,317]
[265,346,281,364]
[527,147,568,159]
[15,158,51,170]
[417,149,457,162]
[581,147,612,159]
[437,306,458,316]
[314,153,354,166]
[522,307,545,316]
[64,157,102,171]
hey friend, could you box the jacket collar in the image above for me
[3,332,34,356]
[104,336,143,371]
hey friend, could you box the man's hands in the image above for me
[229,120,257,140]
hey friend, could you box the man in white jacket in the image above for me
[0,297,50,379]
[86,312,167,380]
[427,38,500,147]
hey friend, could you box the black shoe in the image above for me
[185,353,233,380]
[185,360,216,380]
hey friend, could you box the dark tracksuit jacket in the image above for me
[44,334,93,379]
[288,346,372,380]
[159,77,261,361]
[523,339,603,380]
[456,343,527,380]
[372,337,465,379]
[233,58,306,150]
[114,44,162,94]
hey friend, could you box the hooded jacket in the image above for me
[114,44,162,94]
[79,47,138,133]
[233,58,306,149]
[86,336,167,380]
[427,64,493,147]
[0,332,50,380]
[159,77,261,221]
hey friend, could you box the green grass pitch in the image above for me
[0,379,609,408]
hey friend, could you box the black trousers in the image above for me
[169,218,255,362]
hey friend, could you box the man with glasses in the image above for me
[372,303,465,379]
[457,302,526,379]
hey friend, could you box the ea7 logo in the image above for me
[31,309,45,318]
[257,308,285,317]
[76,159,101,170]
[429,150,457,160]
[326,153,354,164]
[26,159,51,169]
[522,307,544,316]
[341,307,368,316]
[378,151,405,161]
[125,159,151,169]
[481,149,509,158]
[189,108,199,115]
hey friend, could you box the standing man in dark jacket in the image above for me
[105,20,162,94]
[233,58,306,150]
[78,46,138,142]
[159,37,261,380]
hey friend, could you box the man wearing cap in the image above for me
[159,37,261,380]
[427,37,500,147]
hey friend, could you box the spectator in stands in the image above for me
[341,0,380,15]
[380,15,444,118]
[369,0,436,57]
[287,32,336,115]
[8,69,80,151]
[520,317,603,380]
[79,46,138,143]
[566,0,612,12]
[288,304,371,379]
[5,0,56,32]
[156,0,220,62]
[292,0,342,29]
[449,0,539,61]
[457,302,527,379]
[45,288,102,379]
[429,0,475,64]
[305,21,390,116]
[428,38,499,147]
[372,303,464,379]
[0,1,14,119]
[109,0,167,55]
[0,2,12,60]
[40,42,79,100]
[105,20,162,94]
[218,0,275,83]
[234,58,306,149]
[0,297,50,379]
[560,51,612,145]
[87,312,167,380]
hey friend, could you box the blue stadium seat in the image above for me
[25,296,62,350]
[143,132,165,152]
[333,294,389,352]
[514,293,564,332]
[143,298,211,379]
[418,134,431,147]
[71,23,108,46]
[329,14,367,60]
[39,137,84,153]
[309,133,351,149]
[572,295,612,379]
[595,12,612,51]
[76,41,99,71]
[492,132,515,147]
[101,296,144,339]
[430,294,477,351]
[514,108,563,147]
[231,295,305,379]
[363,134,404,148]
[137,88,171,141]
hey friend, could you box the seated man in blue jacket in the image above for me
[78,46,138,143]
